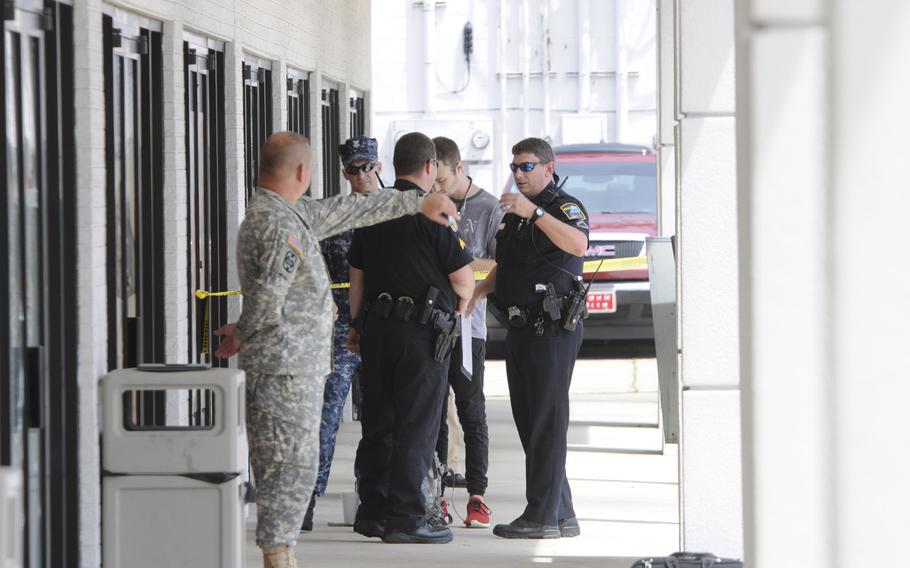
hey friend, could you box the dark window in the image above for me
[184,40,228,366]
[350,91,365,138]
[242,59,273,202]
[287,71,310,138]
[321,85,340,197]
[2,2,79,564]
[103,15,166,371]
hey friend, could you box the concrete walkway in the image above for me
[245,354,679,567]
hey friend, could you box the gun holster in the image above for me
[431,311,459,363]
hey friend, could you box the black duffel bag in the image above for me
[631,552,743,568]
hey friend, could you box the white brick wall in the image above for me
[73,0,107,565]
[71,2,372,564]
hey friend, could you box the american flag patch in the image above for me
[286,234,303,257]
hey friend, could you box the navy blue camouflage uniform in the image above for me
[314,230,360,496]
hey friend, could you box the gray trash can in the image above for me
[102,365,247,568]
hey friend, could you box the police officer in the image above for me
[348,132,474,544]
[471,137,588,539]
[301,136,385,532]
[213,132,459,567]
[431,136,502,528]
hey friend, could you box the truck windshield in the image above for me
[504,161,657,215]
[555,162,656,214]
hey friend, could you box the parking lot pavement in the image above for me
[245,351,678,567]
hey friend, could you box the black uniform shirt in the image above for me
[494,179,590,307]
[349,180,473,314]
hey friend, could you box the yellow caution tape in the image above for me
[194,290,241,355]
[198,257,648,299]
[195,289,241,300]
[583,256,647,273]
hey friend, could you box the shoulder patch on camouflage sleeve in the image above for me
[286,233,303,257]
[559,202,587,221]
[282,250,298,273]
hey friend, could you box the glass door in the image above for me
[2,1,78,565]
[184,36,228,365]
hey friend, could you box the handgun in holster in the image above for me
[561,277,588,331]
[542,283,562,321]
[431,312,459,363]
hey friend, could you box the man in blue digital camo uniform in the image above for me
[471,137,589,540]
[299,136,385,532]
[431,136,502,528]
[212,132,459,567]
[348,132,475,544]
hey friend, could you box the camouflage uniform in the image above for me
[314,230,359,496]
[236,186,424,547]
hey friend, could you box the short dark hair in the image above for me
[393,132,437,177]
[511,137,554,164]
[433,136,461,173]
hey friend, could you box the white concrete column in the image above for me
[832,1,910,559]
[224,41,246,327]
[161,20,188,364]
[738,0,910,565]
[272,58,287,134]
[312,71,325,199]
[656,0,675,236]
[72,1,106,564]
[736,2,830,565]
[675,0,743,557]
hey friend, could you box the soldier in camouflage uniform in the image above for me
[213,132,458,568]
[300,136,385,532]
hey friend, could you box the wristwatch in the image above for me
[527,206,545,225]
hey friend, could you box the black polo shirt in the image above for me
[348,180,473,314]
[494,179,590,307]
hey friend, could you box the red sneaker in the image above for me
[464,495,491,528]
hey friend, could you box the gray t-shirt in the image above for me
[455,186,504,339]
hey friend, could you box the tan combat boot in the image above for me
[261,545,298,568]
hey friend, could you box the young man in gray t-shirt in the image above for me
[431,136,504,528]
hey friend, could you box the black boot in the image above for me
[301,493,316,532]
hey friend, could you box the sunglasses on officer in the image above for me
[344,162,378,176]
[509,161,542,173]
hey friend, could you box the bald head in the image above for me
[260,132,311,179]
[257,132,313,201]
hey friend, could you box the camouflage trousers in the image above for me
[314,322,360,496]
[246,371,324,547]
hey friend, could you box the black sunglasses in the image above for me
[509,161,541,173]
[344,162,377,175]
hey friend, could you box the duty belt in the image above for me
[490,295,572,336]
[363,292,459,362]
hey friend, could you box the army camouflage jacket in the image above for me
[236,187,424,377]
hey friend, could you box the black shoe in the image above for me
[353,519,386,538]
[442,471,468,488]
[558,516,580,537]
[300,493,316,532]
[382,522,454,544]
[492,518,560,539]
